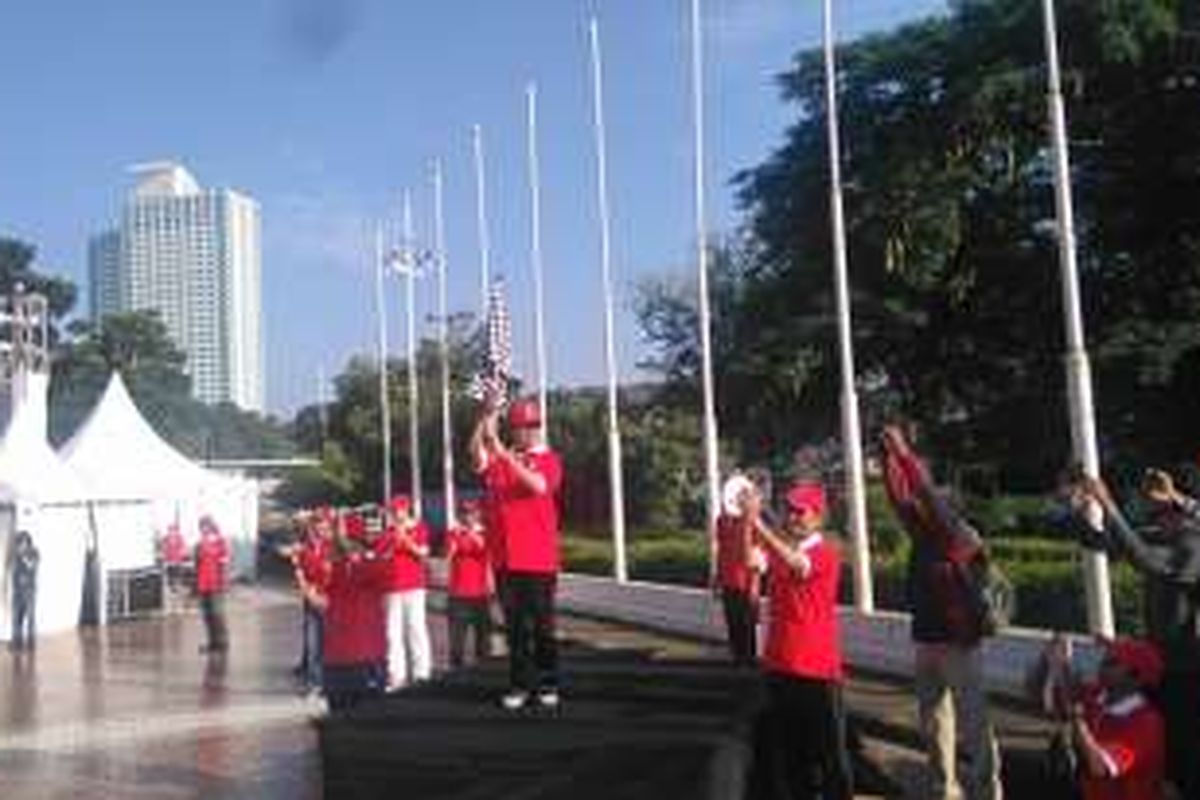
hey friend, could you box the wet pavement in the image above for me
[0,586,323,800]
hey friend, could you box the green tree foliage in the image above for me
[639,0,1200,489]
[0,238,77,324]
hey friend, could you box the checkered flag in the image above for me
[468,278,512,408]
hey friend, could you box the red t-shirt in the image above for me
[380,521,428,592]
[715,513,756,593]
[323,553,390,666]
[161,527,187,565]
[762,533,843,682]
[1077,686,1166,800]
[482,448,563,574]
[194,534,229,595]
[447,525,491,599]
[298,535,332,591]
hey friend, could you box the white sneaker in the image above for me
[500,690,529,711]
[536,688,560,709]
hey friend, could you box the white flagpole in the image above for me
[473,123,493,312]
[402,191,423,518]
[690,0,722,580]
[374,225,393,505]
[1042,0,1113,636]
[527,82,551,440]
[588,16,628,583]
[433,159,457,529]
[822,0,873,611]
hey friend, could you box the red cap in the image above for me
[508,398,541,430]
[785,482,826,518]
[1104,638,1164,688]
[344,513,366,541]
[389,495,411,514]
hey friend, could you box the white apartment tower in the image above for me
[88,163,264,411]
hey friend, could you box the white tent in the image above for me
[60,372,259,578]
[0,371,92,640]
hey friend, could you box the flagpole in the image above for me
[432,159,457,529]
[588,16,628,583]
[689,0,722,580]
[374,225,393,505]
[527,82,550,440]
[402,191,423,518]
[822,0,873,612]
[1042,0,1113,636]
[473,123,492,312]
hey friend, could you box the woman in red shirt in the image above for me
[747,481,853,800]
[445,498,493,668]
[194,516,230,654]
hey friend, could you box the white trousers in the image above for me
[385,589,432,688]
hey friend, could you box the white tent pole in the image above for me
[432,160,456,529]
[689,0,722,581]
[527,82,551,440]
[588,16,628,583]
[822,0,873,611]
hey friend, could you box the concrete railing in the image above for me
[553,572,1103,699]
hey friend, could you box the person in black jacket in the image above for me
[1071,469,1200,798]
[10,531,39,651]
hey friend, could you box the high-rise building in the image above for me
[88,162,263,411]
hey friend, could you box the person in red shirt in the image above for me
[746,481,853,800]
[471,397,563,711]
[159,521,189,596]
[445,498,493,668]
[712,472,766,666]
[312,509,392,713]
[194,515,230,655]
[377,495,433,690]
[1040,636,1167,800]
[289,510,333,693]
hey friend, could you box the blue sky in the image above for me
[0,0,945,415]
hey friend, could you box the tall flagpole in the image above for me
[527,82,550,440]
[433,159,457,528]
[1042,0,1113,636]
[374,225,393,504]
[472,124,493,312]
[588,16,628,583]
[822,0,873,612]
[402,191,423,518]
[690,0,722,579]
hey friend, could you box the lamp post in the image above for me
[527,82,550,440]
[374,225,393,505]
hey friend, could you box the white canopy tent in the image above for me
[60,372,259,579]
[0,371,92,640]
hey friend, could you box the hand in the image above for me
[1143,468,1178,505]
[742,486,763,522]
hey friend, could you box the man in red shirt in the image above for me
[314,509,391,713]
[378,495,432,690]
[746,481,853,800]
[445,498,493,668]
[712,473,766,666]
[1042,636,1167,800]
[194,515,230,654]
[471,397,563,711]
[290,510,333,693]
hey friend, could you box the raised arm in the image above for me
[1082,477,1200,585]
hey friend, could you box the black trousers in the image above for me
[722,588,758,665]
[501,572,558,693]
[323,661,385,713]
[199,593,228,651]
[1156,665,1200,797]
[748,673,853,800]
[11,587,35,648]
[448,596,492,668]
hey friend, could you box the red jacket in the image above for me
[323,553,390,666]
[447,525,491,599]
[194,533,229,595]
[762,533,843,682]
[1078,686,1166,800]
[715,513,757,593]
[482,448,563,574]
[379,521,428,592]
